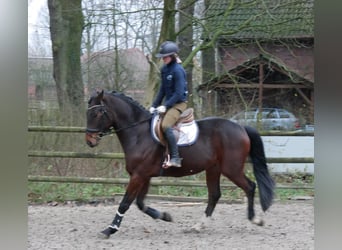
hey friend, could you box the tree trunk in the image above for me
[178,0,195,108]
[48,0,84,124]
[201,0,217,116]
[144,0,176,107]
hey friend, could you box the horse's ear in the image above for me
[97,89,104,101]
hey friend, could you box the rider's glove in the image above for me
[157,105,166,114]
[149,107,156,114]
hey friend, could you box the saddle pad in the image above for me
[151,114,199,146]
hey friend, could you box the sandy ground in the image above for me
[28,199,313,250]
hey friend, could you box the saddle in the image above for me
[151,108,199,146]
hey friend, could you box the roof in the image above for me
[204,0,314,39]
[198,54,313,90]
[218,44,314,82]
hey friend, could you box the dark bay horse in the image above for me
[85,90,275,239]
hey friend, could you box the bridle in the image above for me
[85,103,151,139]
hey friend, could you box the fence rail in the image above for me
[28,126,314,136]
[28,125,314,162]
[28,151,125,159]
[28,126,314,192]
[28,150,313,163]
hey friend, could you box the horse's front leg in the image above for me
[136,179,172,222]
[99,174,144,239]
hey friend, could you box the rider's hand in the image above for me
[149,107,156,114]
[157,105,166,114]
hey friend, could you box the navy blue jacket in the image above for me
[152,60,188,109]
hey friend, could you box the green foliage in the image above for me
[157,186,208,197]
[28,172,314,204]
[273,172,314,185]
[273,172,314,200]
[28,182,125,203]
[275,188,314,201]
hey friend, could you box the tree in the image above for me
[178,0,195,108]
[144,0,176,107]
[48,0,84,123]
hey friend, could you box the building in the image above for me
[198,0,314,125]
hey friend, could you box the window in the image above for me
[278,110,290,118]
[245,112,255,119]
[266,110,277,118]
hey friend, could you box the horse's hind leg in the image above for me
[136,180,172,222]
[224,171,264,226]
[191,169,221,232]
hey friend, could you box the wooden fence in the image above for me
[28,126,314,191]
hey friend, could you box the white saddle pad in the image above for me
[151,114,199,146]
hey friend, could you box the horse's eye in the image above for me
[88,110,98,119]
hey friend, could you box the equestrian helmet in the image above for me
[155,41,179,58]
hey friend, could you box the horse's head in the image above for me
[85,90,113,147]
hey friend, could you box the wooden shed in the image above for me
[198,0,314,125]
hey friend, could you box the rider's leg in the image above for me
[161,103,186,167]
[163,126,182,167]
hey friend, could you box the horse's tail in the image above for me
[245,126,275,212]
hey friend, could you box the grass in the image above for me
[28,173,314,204]
[275,188,314,201]
[28,182,125,203]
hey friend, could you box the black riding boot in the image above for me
[164,127,182,167]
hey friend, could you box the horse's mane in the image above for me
[109,90,149,115]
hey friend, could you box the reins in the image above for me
[104,117,151,135]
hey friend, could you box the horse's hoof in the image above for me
[98,227,117,239]
[251,217,264,226]
[98,231,110,239]
[161,212,173,222]
[189,221,205,233]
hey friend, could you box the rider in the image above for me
[149,41,188,168]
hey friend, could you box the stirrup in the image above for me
[169,159,182,167]
[162,155,182,168]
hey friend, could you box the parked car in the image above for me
[230,108,301,131]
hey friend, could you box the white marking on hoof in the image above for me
[190,222,204,233]
[108,225,119,230]
[190,215,212,232]
[251,216,264,226]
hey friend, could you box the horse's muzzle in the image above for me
[85,132,101,147]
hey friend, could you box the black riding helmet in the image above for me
[155,41,179,58]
